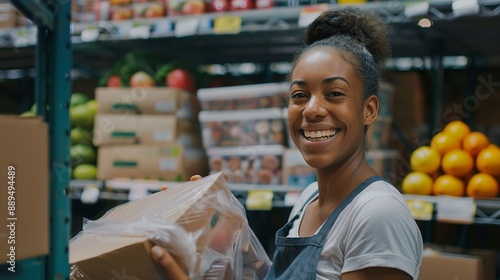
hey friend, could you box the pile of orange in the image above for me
[402,120,500,198]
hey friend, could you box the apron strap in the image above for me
[317,176,383,236]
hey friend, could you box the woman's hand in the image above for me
[152,175,203,279]
[151,245,189,280]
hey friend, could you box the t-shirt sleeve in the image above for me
[341,194,423,279]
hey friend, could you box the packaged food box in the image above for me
[197,83,288,111]
[93,114,201,147]
[206,145,284,185]
[95,87,195,117]
[97,144,207,181]
[282,148,316,189]
[199,108,287,148]
[70,173,271,279]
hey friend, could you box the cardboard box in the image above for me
[420,244,497,280]
[97,144,208,180]
[95,87,196,117]
[419,250,484,280]
[70,173,270,279]
[93,114,201,147]
[0,116,49,263]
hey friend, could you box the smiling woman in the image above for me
[267,7,423,280]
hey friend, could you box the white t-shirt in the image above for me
[287,180,423,280]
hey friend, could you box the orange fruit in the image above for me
[433,174,465,197]
[431,132,462,156]
[410,146,441,174]
[441,149,474,177]
[462,131,489,157]
[466,173,499,198]
[444,120,471,142]
[401,171,434,195]
[476,146,500,176]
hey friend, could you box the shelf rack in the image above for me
[8,0,72,279]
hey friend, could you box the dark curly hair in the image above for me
[290,7,391,99]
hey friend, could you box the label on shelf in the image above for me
[404,1,429,18]
[246,190,274,210]
[130,25,151,39]
[175,17,200,37]
[213,15,242,35]
[406,199,433,221]
[80,28,100,42]
[80,184,100,204]
[298,4,328,28]
[128,184,149,201]
[452,0,480,17]
[436,196,476,224]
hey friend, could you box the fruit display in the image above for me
[99,51,202,93]
[402,120,500,199]
[69,93,98,180]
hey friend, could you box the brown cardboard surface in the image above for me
[93,114,201,147]
[70,173,248,279]
[0,116,49,263]
[95,87,195,116]
[97,144,207,181]
[419,252,482,280]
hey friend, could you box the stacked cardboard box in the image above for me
[93,87,207,181]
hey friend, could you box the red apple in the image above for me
[145,4,165,18]
[130,71,155,88]
[166,68,196,92]
[182,0,205,14]
[256,0,273,9]
[107,75,122,87]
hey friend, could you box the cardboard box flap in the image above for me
[70,235,148,264]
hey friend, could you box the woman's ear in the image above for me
[364,95,379,126]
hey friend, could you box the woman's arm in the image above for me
[342,267,412,280]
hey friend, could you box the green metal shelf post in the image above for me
[10,0,72,279]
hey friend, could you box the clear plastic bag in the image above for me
[70,172,271,279]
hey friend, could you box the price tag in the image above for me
[436,196,476,224]
[284,191,301,207]
[406,199,434,221]
[80,184,100,204]
[128,184,149,201]
[246,190,274,211]
[175,18,200,37]
[298,4,328,28]
[452,0,480,17]
[404,2,429,18]
[81,28,100,42]
[213,15,242,34]
[130,25,151,39]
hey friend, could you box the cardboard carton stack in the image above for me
[93,87,207,181]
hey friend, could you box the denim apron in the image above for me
[265,176,382,280]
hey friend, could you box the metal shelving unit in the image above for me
[8,0,72,279]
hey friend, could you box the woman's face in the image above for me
[287,47,378,170]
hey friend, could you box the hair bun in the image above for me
[305,7,391,64]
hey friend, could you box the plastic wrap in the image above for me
[70,172,271,279]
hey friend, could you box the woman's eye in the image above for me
[328,91,344,97]
[290,92,306,99]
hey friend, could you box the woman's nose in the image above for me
[303,96,327,120]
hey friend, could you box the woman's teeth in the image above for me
[303,129,338,141]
